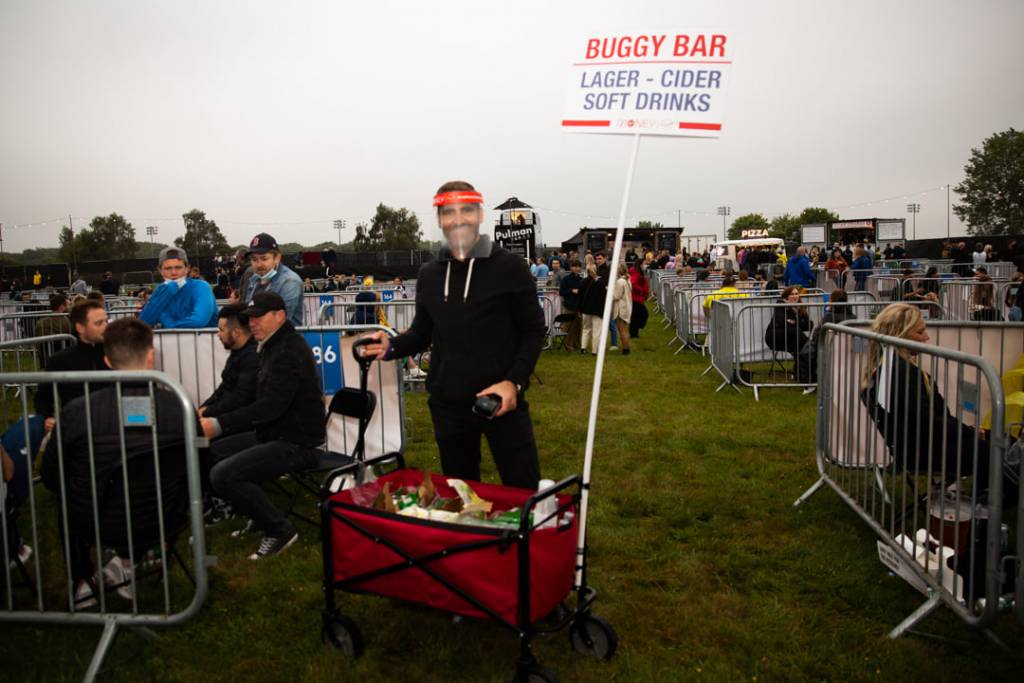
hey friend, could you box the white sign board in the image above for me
[562,31,732,137]
[877,220,905,242]
[801,224,826,245]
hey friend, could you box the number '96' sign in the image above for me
[303,331,344,394]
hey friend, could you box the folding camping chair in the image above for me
[276,386,377,528]
[549,312,578,351]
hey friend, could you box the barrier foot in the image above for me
[83,619,119,683]
[793,477,825,507]
[982,628,1010,652]
[129,625,160,642]
[673,344,687,356]
[888,593,941,639]
[715,380,742,395]
[701,364,714,376]
[753,386,760,402]
[666,336,677,346]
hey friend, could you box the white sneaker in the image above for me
[408,367,427,379]
[802,387,816,395]
[103,557,135,600]
[8,544,31,568]
[74,579,98,609]
[231,519,256,538]
[609,345,619,351]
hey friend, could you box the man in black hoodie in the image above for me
[361,181,546,489]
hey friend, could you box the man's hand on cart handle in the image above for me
[358,330,391,360]
[477,380,517,417]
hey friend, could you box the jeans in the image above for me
[209,432,320,538]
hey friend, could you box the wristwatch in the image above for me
[514,383,522,393]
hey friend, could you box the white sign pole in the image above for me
[574,131,641,588]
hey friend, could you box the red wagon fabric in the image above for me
[326,469,577,625]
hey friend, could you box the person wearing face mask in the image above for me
[358,180,546,489]
[139,247,218,329]
[242,233,304,327]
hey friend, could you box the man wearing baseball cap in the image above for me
[140,246,218,329]
[242,233,304,327]
[200,291,325,559]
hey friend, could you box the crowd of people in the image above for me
[5,214,1024,612]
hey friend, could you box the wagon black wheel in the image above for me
[569,614,618,661]
[321,614,364,657]
[515,664,560,683]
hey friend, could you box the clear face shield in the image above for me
[434,190,484,260]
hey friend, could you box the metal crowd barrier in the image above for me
[815,269,843,292]
[151,325,406,461]
[343,282,418,301]
[107,307,140,321]
[793,321,1020,638]
[841,268,884,294]
[940,279,1008,322]
[997,281,1021,317]
[983,262,1017,280]
[0,370,210,682]
[672,286,757,355]
[0,311,72,343]
[1,334,78,376]
[316,299,417,331]
[708,294,884,400]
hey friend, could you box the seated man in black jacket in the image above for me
[34,299,109,432]
[200,292,325,560]
[199,304,259,419]
[360,180,546,490]
[41,318,194,607]
[199,304,259,523]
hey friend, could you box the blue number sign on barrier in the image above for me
[303,330,344,394]
[381,290,395,303]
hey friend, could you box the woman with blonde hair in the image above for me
[970,274,999,321]
[611,263,632,355]
[860,304,994,481]
[850,245,872,291]
[578,264,603,354]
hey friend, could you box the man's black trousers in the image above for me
[427,397,540,490]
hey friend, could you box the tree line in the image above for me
[2,203,429,267]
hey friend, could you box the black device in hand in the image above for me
[472,393,502,419]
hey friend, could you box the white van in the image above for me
[710,237,784,271]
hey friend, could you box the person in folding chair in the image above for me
[859,303,1020,497]
[2,415,47,572]
[40,318,195,608]
[359,180,546,490]
[200,291,326,559]
[198,304,260,525]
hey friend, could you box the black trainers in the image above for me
[204,498,235,526]
[248,531,298,560]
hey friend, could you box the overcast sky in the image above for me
[1,0,1022,253]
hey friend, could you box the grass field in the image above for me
[2,309,1022,682]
